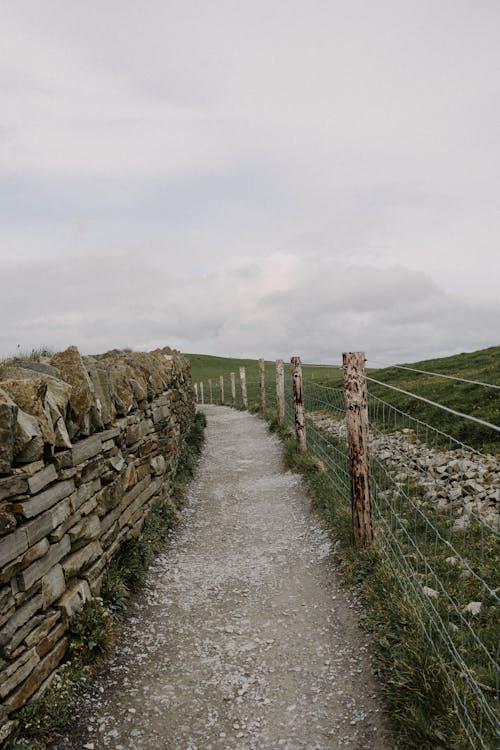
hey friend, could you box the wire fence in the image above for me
[305,381,499,749]
[196,361,499,748]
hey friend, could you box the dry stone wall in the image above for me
[0,346,194,740]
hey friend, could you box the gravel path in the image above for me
[53,406,392,750]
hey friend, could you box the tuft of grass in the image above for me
[99,567,129,616]
[176,411,207,479]
[68,597,115,663]
[0,346,55,366]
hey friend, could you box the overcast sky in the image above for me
[1,1,499,364]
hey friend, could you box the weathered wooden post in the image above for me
[259,358,266,413]
[239,366,248,409]
[291,356,306,451]
[194,382,199,403]
[230,372,236,406]
[219,375,224,405]
[200,382,204,405]
[276,359,285,426]
[342,352,374,548]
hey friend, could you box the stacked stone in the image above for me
[0,346,194,741]
[312,414,499,529]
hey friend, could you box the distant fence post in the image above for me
[208,379,213,404]
[230,372,236,406]
[342,351,374,548]
[219,375,224,405]
[276,359,285,426]
[259,358,266,413]
[239,366,248,409]
[194,383,199,404]
[290,356,306,451]
[200,382,204,405]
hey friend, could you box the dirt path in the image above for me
[52,406,392,750]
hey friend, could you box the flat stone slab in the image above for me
[17,535,70,591]
[0,475,29,502]
[71,435,103,466]
[14,479,75,519]
[0,528,28,569]
[27,464,57,495]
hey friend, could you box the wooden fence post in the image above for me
[290,356,306,451]
[194,383,199,404]
[200,382,204,405]
[239,367,248,409]
[259,358,266,413]
[230,372,236,406]
[342,351,374,548]
[208,379,213,404]
[276,359,285,426]
[219,375,224,405]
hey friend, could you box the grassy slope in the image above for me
[187,347,500,453]
[185,353,267,382]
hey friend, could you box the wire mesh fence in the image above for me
[304,380,499,749]
[194,359,499,748]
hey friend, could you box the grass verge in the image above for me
[4,412,207,750]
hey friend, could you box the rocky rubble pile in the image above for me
[311,414,499,530]
[0,346,194,742]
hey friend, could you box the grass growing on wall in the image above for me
[4,412,207,750]
[0,347,55,366]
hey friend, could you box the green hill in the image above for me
[187,347,500,453]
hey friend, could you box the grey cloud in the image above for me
[1,252,498,365]
[0,2,498,361]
